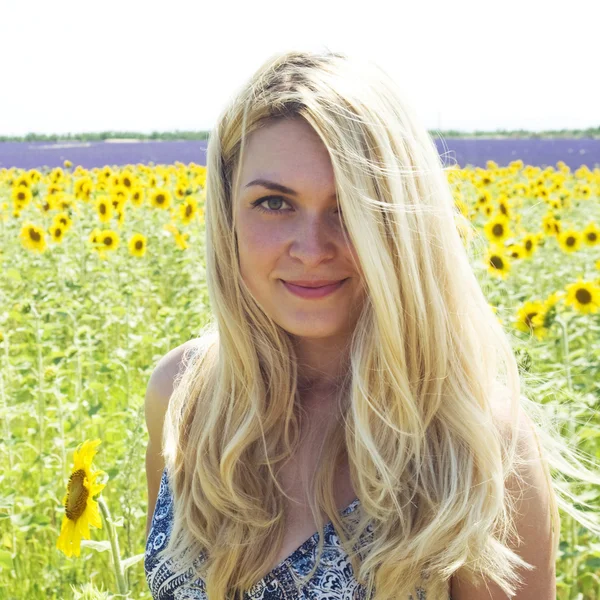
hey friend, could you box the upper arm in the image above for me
[451,404,558,599]
[145,339,200,538]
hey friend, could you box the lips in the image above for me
[282,279,347,288]
[282,279,348,298]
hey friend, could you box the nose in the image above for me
[288,214,341,262]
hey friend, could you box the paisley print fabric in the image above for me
[145,466,446,599]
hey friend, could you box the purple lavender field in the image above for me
[1,138,599,171]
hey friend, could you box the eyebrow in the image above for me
[244,178,337,199]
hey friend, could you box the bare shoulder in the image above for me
[450,392,558,599]
[148,339,202,398]
[144,338,204,445]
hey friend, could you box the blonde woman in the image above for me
[144,50,599,599]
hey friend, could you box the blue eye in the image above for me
[251,196,343,218]
[251,196,292,215]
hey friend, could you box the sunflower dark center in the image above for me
[135,240,143,250]
[588,232,597,242]
[525,240,532,251]
[492,224,504,237]
[104,236,113,247]
[525,312,538,328]
[65,468,89,521]
[29,228,40,242]
[490,255,504,269]
[566,236,576,246]
[575,289,592,304]
[156,194,165,204]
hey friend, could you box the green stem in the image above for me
[0,344,21,584]
[555,315,572,393]
[555,315,579,587]
[30,304,46,484]
[97,496,128,596]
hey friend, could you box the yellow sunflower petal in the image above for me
[70,521,83,556]
[86,500,103,529]
[89,481,107,497]
[77,513,92,541]
[81,439,102,461]
[57,517,77,558]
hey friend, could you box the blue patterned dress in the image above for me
[145,467,446,599]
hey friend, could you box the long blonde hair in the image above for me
[158,49,600,599]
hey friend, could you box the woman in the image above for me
[144,49,594,600]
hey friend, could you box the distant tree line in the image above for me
[0,126,599,143]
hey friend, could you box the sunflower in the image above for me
[95,196,113,223]
[484,246,511,279]
[30,169,43,184]
[576,184,592,200]
[557,229,582,253]
[50,167,65,184]
[174,182,188,200]
[117,208,127,229]
[520,234,538,258]
[88,228,102,252]
[483,214,513,245]
[100,166,113,181]
[482,204,494,218]
[129,186,145,207]
[74,176,93,202]
[515,300,548,340]
[56,439,106,558]
[582,222,600,247]
[47,182,64,197]
[14,173,32,188]
[128,233,147,257]
[497,198,512,218]
[193,166,207,188]
[178,197,198,225]
[542,214,560,237]
[119,170,136,189]
[53,212,73,233]
[111,185,129,204]
[506,244,525,260]
[150,188,172,210]
[19,222,47,253]
[98,229,120,253]
[49,224,66,243]
[11,186,32,207]
[564,280,600,315]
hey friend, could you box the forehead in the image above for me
[235,118,334,188]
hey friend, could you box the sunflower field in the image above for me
[1,157,600,599]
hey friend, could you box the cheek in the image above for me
[237,221,284,276]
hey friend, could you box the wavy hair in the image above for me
[157,48,600,599]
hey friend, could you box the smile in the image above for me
[281,279,348,299]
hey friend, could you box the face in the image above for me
[233,117,366,341]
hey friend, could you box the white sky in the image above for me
[1,0,598,136]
